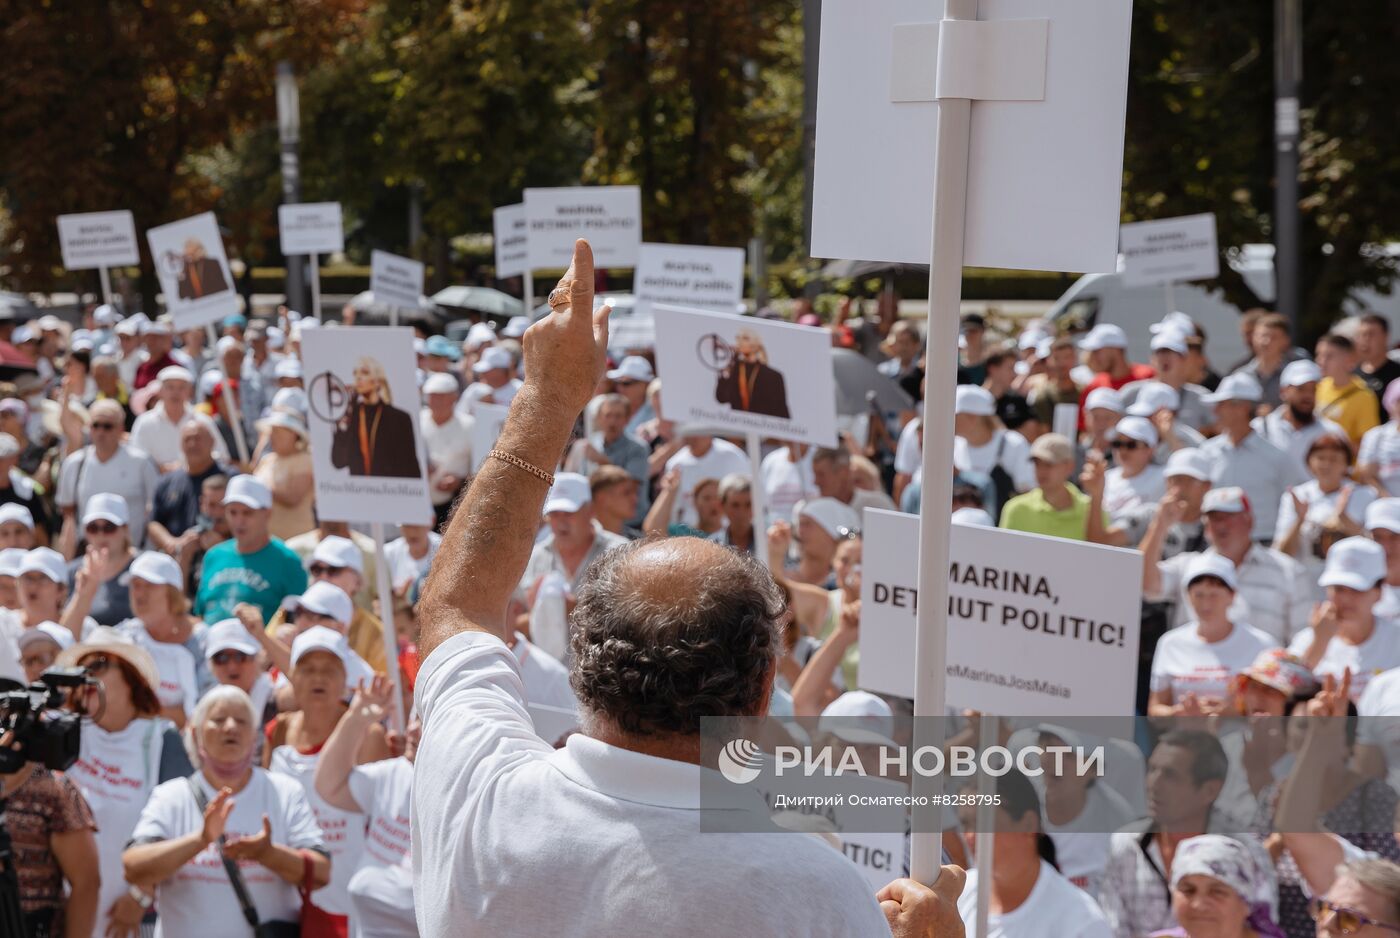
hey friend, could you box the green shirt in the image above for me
[194,537,309,623]
[998,483,1107,542]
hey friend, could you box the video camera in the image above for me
[0,668,91,774]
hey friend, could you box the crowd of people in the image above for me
[4,242,1400,938]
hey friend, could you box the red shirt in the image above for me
[133,352,179,390]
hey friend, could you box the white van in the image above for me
[1042,273,1248,370]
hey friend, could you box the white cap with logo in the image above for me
[1201,486,1250,515]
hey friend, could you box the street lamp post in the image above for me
[276,61,306,315]
[1274,0,1302,332]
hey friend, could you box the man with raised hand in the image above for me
[412,240,964,937]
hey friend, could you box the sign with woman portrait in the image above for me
[652,304,838,447]
[145,211,241,329]
[299,326,431,524]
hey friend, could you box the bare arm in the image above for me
[790,604,859,717]
[315,677,394,813]
[51,828,99,938]
[1140,496,1183,600]
[642,469,681,536]
[418,241,610,661]
[236,604,292,676]
[59,546,106,640]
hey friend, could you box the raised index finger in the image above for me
[566,239,596,319]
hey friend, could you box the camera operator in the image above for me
[54,628,192,938]
[0,740,99,938]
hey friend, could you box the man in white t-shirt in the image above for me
[420,371,473,522]
[760,442,818,531]
[56,398,160,551]
[411,241,963,938]
[130,365,228,471]
[663,432,749,527]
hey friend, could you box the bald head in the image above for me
[569,538,784,739]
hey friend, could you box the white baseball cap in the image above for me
[81,492,129,527]
[1202,486,1251,515]
[1365,498,1400,534]
[274,358,303,380]
[607,356,655,383]
[543,473,592,515]
[951,507,994,527]
[1084,387,1125,414]
[307,535,364,576]
[93,305,121,326]
[129,551,183,588]
[502,316,530,339]
[1150,311,1196,336]
[1078,323,1129,351]
[0,503,34,531]
[798,497,861,541]
[18,621,74,653]
[215,336,243,356]
[1127,382,1181,417]
[285,582,354,628]
[266,326,286,350]
[1281,359,1323,389]
[819,691,898,747]
[19,548,67,584]
[222,474,272,510]
[1149,330,1189,356]
[472,346,514,374]
[145,317,173,336]
[422,372,459,396]
[290,624,354,668]
[1164,447,1213,482]
[1113,415,1159,448]
[0,433,20,459]
[271,387,307,416]
[204,619,260,659]
[114,318,144,337]
[465,322,497,350]
[1319,536,1387,592]
[1184,552,1238,592]
[156,365,194,386]
[954,385,996,417]
[1018,329,1049,351]
[1204,372,1263,404]
[0,547,28,578]
[199,369,225,398]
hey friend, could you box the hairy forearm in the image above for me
[418,385,576,659]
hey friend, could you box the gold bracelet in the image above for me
[488,449,555,486]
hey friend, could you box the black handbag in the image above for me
[187,776,301,938]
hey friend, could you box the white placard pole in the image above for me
[370,521,407,732]
[746,433,770,569]
[908,0,977,886]
[222,384,250,468]
[97,267,113,307]
[310,254,323,322]
[523,270,534,319]
[974,717,999,937]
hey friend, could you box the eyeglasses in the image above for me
[308,563,346,578]
[212,651,251,666]
[613,379,639,388]
[80,655,113,675]
[85,521,118,535]
[90,422,119,432]
[1111,440,1145,451]
[1309,898,1400,933]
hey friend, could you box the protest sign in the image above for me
[633,243,745,318]
[1119,213,1220,287]
[370,250,425,313]
[469,403,511,473]
[810,0,1131,273]
[300,326,431,525]
[859,509,1140,716]
[146,212,240,330]
[652,305,837,447]
[493,204,530,280]
[523,186,642,271]
[278,202,344,256]
[56,211,139,270]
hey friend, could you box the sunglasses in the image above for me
[613,379,640,388]
[90,422,120,432]
[80,655,114,675]
[85,521,119,535]
[1111,440,1145,450]
[308,563,347,578]
[1309,898,1400,933]
[212,651,251,666]
[836,525,862,541]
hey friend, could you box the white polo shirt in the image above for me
[1254,408,1347,479]
[412,631,888,937]
[131,404,229,467]
[56,443,160,547]
[1199,431,1305,541]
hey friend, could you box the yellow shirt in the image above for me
[1317,376,1381,447]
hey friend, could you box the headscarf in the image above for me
[1168,835,1285,938]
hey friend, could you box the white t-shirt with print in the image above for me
[118,620,199,717]
[1288,618,1400,702]
[665,439,750,526]
[268,744,367,917]
[1150,621,1278,702]
[347,757,416,938]
[959,860,1113,938]
[760,447,818,531]
[131,769,325,938]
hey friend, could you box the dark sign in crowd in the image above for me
[2,242,1400,937]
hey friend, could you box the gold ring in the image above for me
[548,285,571,310]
